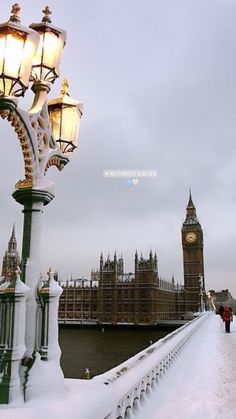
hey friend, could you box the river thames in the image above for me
[59,326,176,379]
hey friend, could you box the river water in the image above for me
[59,326,175,379]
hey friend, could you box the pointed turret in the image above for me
[113,251,118,272]
[187,190,195,209]
[184,191,198,224]
[2,224,20,278]
[154,252,157,264]
[8,223,17,253]
[149,250,153,261]
[100,252,103,270]
[135,250,138,271]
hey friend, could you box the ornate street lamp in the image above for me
[0,4,39,96]
[0,4,83,405]
[48,79,84,153]
[30,6,66,84]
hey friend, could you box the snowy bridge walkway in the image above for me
[135,313,236,419]
[2,314,236,419]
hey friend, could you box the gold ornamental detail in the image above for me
[0,109,34,185]
[15,179,33,189]
[45,155,65,172]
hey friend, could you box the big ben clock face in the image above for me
[186,232,197,243]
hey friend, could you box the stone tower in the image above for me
[134,251,158,324]
[181,192,205,312]
[1,224,20,279]
[99,253,123,323]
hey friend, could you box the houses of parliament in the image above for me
[1,193,207,325]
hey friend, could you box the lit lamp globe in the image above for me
[48,80,83,154]
[30,6,66,84]
[0,3,39,97]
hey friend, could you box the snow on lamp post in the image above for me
[0,4,83,404]
[198,275,204,313]
[0,268,29,404]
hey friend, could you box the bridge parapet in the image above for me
[88,313,209,419]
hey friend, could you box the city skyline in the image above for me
[0,0,236,295]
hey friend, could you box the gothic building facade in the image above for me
[58,252,185,324]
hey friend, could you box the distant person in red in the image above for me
[223,306,233,333]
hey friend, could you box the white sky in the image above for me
[0,1,236,295]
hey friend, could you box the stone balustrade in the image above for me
[86,313,209,419]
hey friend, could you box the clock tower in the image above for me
[182,192,205,312]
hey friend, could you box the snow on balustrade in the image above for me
[0,312,210,419]
[3,306,236,419]
[97,312,208,418]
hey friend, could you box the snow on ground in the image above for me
[1,314,236,419]
[135,314,236,419]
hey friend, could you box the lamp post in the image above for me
[0,4,83,404]
[198,275,204,313]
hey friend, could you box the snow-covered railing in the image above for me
[84,313,209,419]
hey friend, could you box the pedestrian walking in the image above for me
[223,306,233,333]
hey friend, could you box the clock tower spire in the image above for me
[182,192,205,313]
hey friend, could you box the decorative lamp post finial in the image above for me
[60,79,69,96]
[47,267,55,282]
[42,6,52,23]
[15,266,21,277]
[9,3,21,23]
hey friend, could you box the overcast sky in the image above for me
[1,0,236,295]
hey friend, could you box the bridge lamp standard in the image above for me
[0,3,83,404]
[198,275,204,313]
